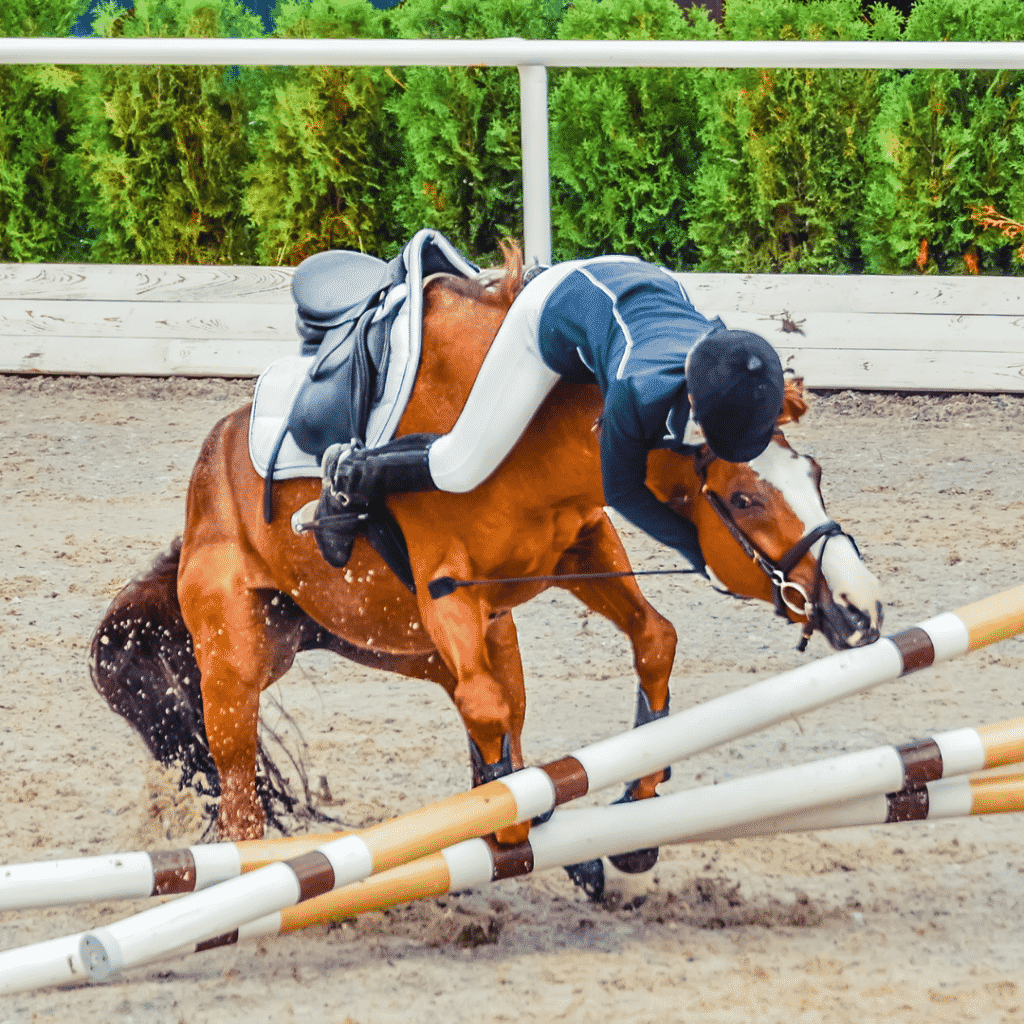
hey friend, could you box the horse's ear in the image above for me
[777,374,807,425]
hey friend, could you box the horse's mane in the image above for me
[431,238,524,311]
[779,375,808,425]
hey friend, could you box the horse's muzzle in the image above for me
[817,597,883,651]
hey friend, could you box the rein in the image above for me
[427,567,702,600]
[429,441,859,652]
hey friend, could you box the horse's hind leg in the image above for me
[178,548,301,840]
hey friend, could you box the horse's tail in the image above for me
[91,540,335,832]
[90,538,219,799]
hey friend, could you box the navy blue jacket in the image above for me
[537,259,717,573]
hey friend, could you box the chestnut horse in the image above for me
[92,247,882,849]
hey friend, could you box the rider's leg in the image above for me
[322,263,580,507]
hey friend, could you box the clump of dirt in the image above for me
[123,763,210,849]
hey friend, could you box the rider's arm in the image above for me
[599,387,706,575]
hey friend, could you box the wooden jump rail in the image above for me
[2,262,1024,391]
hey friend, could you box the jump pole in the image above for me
[0,831,347,912]
[53,582,1022,981]
[4,757,1019,909]
[6,753,1022,914]
[2,722,1022,995]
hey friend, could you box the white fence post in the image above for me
[517,64,552,268]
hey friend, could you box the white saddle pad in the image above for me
[248,295,415,480]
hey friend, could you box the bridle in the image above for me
[693,441,858,651]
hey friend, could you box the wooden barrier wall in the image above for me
[2,262,1024,391]
[0,263,295,377]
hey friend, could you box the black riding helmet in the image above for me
[682,328,785,463]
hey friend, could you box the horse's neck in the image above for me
[397,283,501,436]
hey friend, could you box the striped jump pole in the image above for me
[16,583,1022,985]
[691,764,1024,840]
[12,754,1023,916]
[2,718,1022,995]
[0,832,344,911]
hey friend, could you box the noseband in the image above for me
[693,444,856,651]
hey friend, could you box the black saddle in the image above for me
[262,230,480,591]
[288,248,394,463]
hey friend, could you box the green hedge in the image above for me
[2,0,1024,273]
[386,0,559,261]
[0,0,90,262]
[243,0,398,264]
[689,0,902,274]
[73,0,263,264]
[549,0,716,266]
[860,0,1024,274]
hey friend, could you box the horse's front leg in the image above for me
[557,511,677,799]
[555,512,678,891]
[421,592,529,846]
[179,551,293,841]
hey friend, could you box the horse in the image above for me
[91,242,883,856]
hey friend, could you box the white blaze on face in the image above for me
[748,444,882,632]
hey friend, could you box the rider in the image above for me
[319,254,785,576]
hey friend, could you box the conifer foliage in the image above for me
[688,0,902,274]
[0,0,90,261]
[860,0,1024,274]
[70,0,262,264]
[549,0,716,266]
[243,0,399,265]
[3,0,1024,274]
[386,0,559,261]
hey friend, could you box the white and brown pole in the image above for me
[7,580,1019,914]
[28,584,1024,984]
[0,833,348,912]
[223,719,1024,929]
[693,764,1024,840]
[3,719,1023,995]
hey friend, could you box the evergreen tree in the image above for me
[689,0,901,273]
[860,0,1024,274]
[387,0,560,261]
[550,0,717,267]
[72,0,262,264]
[243,0,400,264]
[0,0,91,261]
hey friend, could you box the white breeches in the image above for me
[425,262,580,493]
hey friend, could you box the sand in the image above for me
[0,375,1022,1023]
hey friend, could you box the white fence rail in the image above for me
[3,39,1024,388]
[3,262,1023,391]
[6,37,1024,265]
[7,37,1024,67]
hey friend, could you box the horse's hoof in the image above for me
[608,846,660,874]
[564,858,605,902]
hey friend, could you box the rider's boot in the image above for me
[322,433,441,506]
[313,434,440,568]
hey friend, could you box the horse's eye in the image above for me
[730,492,755,509]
